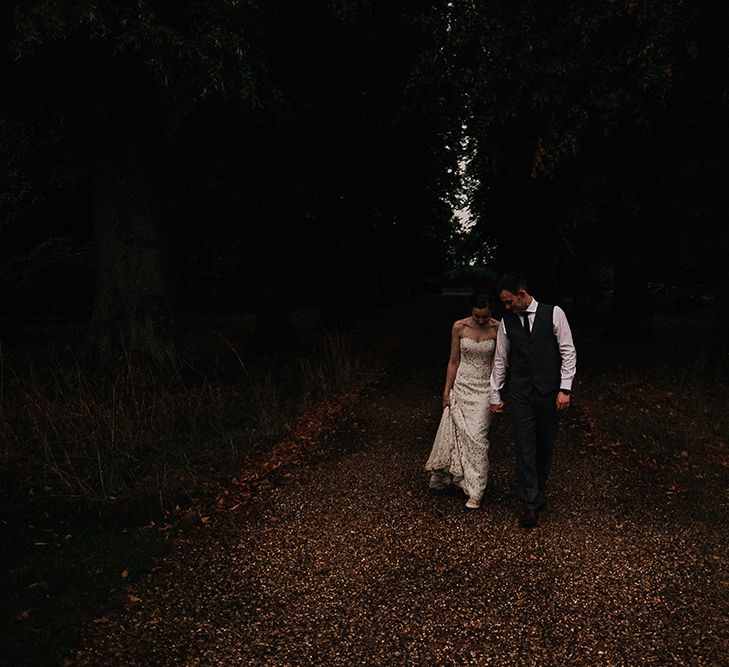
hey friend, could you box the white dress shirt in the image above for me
[489,298,576,404]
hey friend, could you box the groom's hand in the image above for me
[490,402,504,414]
[556,391,571,410]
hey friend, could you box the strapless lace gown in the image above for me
[425,337,494,501]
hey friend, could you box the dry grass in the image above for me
[0,312,365,509]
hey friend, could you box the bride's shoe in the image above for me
[465,496,481,509]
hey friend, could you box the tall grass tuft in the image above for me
[1,355,234,501]
[298,328,361,402]
[0,324,363,507]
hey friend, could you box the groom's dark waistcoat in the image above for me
[504,303,561,396]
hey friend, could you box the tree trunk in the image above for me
[712,217,729,376]
[604,236,652,342]
[319,184,356,328]
[89,67,174,368]
[249,204,296,357]
[495,179,560,304]
[570,224,604,328]
[248,122,296,356]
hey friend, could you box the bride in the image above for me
[425,293,498,509]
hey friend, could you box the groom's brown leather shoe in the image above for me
[520,508,538,528]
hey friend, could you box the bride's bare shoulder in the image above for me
[452,318,469,332]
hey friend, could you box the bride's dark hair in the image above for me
[470,292,492,310]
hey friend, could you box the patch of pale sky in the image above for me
[453,145,475,232]
[454,206,475,232]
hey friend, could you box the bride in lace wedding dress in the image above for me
[425,294,498,509]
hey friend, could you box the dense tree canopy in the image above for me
[1,0,726,363]
[446,1,728,344]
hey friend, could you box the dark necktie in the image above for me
[521,312,530,335]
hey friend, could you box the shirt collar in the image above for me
[523,298,538,314]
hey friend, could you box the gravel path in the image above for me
[73,297,728,666]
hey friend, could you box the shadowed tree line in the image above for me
[1,0,728,368]
[447,0,729,359]
[1,0,457,364]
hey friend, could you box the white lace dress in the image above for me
[425,337,494,501]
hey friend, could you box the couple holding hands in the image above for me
[425,272,577,528]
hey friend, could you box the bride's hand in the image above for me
[442,393,451,408]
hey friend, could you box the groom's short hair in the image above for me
[497,272,528,295]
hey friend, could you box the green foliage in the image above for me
[445,263,496,290]
[453,0,697,177]
[0,118,37,233]
[440,1,729,314]
[10,0,259,104]
[3,1,464,326]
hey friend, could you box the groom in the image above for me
[489,272,576,528]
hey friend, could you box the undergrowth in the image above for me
[0,315,362,510]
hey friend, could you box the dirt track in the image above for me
[73,296,728,666]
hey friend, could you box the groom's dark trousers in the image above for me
[503,304,562,510]
[511,388,559,509]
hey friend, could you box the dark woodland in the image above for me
[4,1,728,349]
[1,1,728,665]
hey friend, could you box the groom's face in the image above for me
[499,289,528,313]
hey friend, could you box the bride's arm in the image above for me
[489,319,509,409]
[442,322,461,407]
